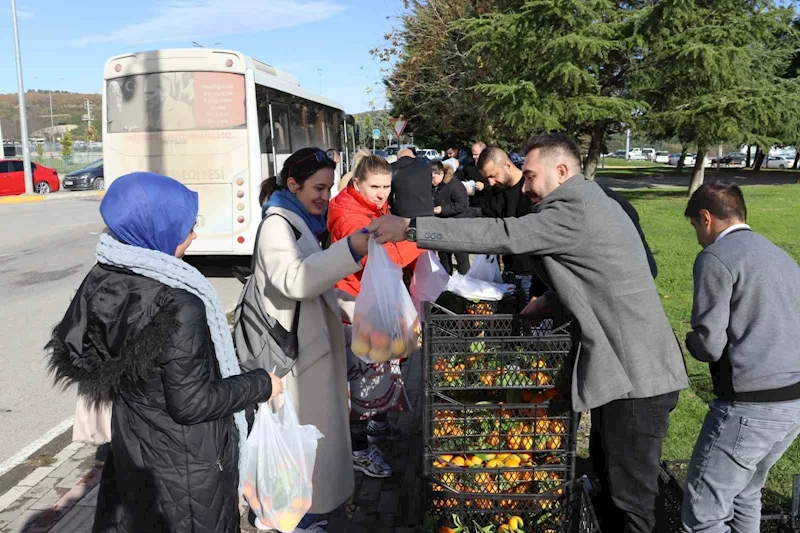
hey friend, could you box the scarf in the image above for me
[99,172,199,256]
[95,233,249,494]
[264,189,327,236]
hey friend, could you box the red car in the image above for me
[0,159,60,196]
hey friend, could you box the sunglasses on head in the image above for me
[291,149,334,171]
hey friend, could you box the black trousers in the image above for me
[438,251,471,276]
[590,390,679,533]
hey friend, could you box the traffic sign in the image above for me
[372,128,381,140]
[389,117,408,138]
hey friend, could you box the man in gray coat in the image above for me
[368,133,689,533]
[681,182,800,533]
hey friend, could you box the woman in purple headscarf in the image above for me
[46,172,282,533]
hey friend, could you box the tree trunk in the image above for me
[793,151,799,170]
[677,146,688,173]
[746,145,752,168]
[754,148,765,171]
[688,147,707,195]
[583,127,604,181]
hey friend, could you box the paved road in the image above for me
[0,198,244,467]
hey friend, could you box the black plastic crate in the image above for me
[428,478,600,533]
[424,397,578,459]
[423,303,574,392]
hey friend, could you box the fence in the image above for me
[7,145,103,175]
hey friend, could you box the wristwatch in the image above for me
[405,218,417,242]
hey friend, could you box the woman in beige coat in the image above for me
[254,148,370,532]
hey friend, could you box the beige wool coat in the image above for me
[254,206,360,514]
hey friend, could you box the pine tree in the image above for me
[62,131,73,160]
[636,0,800,193]
[456,0,647,179]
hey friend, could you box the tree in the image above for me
[62,131,73,160]
[456,0,648,179]
[375,0,503,149]
[636,0,800,194]
[35,143,44,159]
[86,124,98,143]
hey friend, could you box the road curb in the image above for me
[0,191,104,206]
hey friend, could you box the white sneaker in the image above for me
[353,445,393,478]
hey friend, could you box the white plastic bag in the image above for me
[410,251,450,317]
[350,237,420,364]
[445,273,516,302]
[242,390,324,533]
[467,254,504,283]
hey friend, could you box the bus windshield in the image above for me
[106,72,246,133]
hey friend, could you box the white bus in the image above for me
[102,48,357,256]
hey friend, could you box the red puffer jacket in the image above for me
[327,185,422,298]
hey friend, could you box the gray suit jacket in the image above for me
[417,174,689,411]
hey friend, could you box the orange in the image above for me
[452,456,466,467]
[369,348,391,363]
[391,337,408,356]
[369,330,390,349]
[357,321,372,341]
[351,339,370,358]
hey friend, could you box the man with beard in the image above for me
[478,146,658,298]
[368,134,687,533]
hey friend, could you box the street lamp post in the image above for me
[11,0,33,194]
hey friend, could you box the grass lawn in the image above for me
[601,157,669,169]
[619,184,800,508]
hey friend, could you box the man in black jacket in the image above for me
[390,148,435,218]
[477,146,540,299]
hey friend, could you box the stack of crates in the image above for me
[422,301,599,533]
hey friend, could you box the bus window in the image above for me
[310,105,327,147]
[327,110,343,152]
[289,103,311,150]
[271,104,291,154]
[256,85,271,153]
[107,72,246,133]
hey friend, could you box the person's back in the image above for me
[688,229,800,398]
[682,182,800,533]
[390,152,435,218]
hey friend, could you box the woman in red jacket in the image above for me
[327,154,423,479]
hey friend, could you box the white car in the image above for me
[419,149,441,161]
[655,151,670,164]
[764,155,794,169]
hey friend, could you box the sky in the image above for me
[0,0,402,114]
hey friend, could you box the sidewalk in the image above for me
[0,356,424,533]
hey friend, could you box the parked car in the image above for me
[419,149,441,161]
[667,153,682,166]
[640,148,656,161]
[717,153,748,166]
[62,159,104,191]
[764,155,794,169]
[371,149,389,159]
[655,151,670,164]
[613,150,627,159]
[509,152,524,169]
[0,159,60,196]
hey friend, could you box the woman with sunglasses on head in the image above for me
[327,154,423,479]
[46,172,283,533]
[254,148,370,532]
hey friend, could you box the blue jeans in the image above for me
[515,274,533,302]
[682,398,800,533]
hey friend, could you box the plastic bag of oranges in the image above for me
[242,390,323,532]
[350,237,421,364]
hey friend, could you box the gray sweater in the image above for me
[687,229,800,401]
